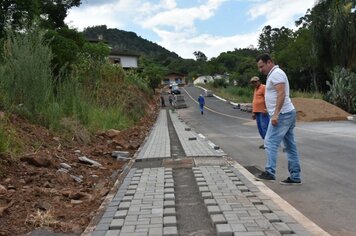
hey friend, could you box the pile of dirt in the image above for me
[292,98,350,122]
[0,96,160,236]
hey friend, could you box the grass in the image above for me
[197,83,253,103]
[87,107,133,132]
[25,210,59,228]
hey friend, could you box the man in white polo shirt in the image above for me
[255,54,301,185]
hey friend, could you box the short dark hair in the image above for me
[256,53,273,63]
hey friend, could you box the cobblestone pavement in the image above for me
[89,109,323,236]
[136,110,171,161]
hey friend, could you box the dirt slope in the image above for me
[292,98,350,122]
[0,97,160,236]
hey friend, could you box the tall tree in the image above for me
[0,0,82,38]
[309,0,356,70]
[40,0,81,29]
[0,0,40,38]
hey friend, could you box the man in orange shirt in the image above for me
[250,76,269,149]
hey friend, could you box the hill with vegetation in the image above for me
[83,25,180,59]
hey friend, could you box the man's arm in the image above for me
[271,83,285,126]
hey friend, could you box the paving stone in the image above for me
[163,208,176,216]
[91,232,106,236]
[105,230,120,236]
[164,200,175,207]
[233,232,264,236]
[204,199,217,206]
[211,214,227,225]
[114,210,128,219]
[264,230,282,236]
[95,223,110,231]
[263,213,281,222]
[199,186,210,192]
[201,192,213,199]
[109,219,124,230]
[216,224,233,236]
[230,224,247,232]
[121,225,136,233]
[207,205,221,214]
[149,227,163,236]
[272,222,294,234]
[164,193,175,200]
[163,226,178,236]
[163,216,177,226]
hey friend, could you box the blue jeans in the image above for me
[255,112,269,139]
[199,104,204,113]
[264,110,301,181]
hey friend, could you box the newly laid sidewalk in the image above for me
[88,109,327,236]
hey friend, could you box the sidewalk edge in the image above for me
[226,159,331,236]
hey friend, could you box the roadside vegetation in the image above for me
[0,26,157,158]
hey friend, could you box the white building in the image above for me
[109,49,140,69]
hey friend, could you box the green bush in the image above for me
[326,67,356,113]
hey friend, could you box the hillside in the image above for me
[83,25,180,59]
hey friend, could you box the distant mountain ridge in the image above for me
[83,25,180,59]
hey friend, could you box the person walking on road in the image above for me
[250,76,269,149]
[198,94,205,115]
[168,93,173,106]
[255,54,302,185]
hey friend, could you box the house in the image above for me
[85,35,140,69]
[109,49,140,69]
[162,72,186,86]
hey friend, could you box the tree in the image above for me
[39,0,81,29]
[258,26,293,53]
[193,51,207,62]
[0,0,82,38]
[309,0,356,70]
[258,25,274,53]
[0,0,40,38]
[44,27,85,75]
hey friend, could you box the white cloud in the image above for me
[154,28,259,59]
[248,0,316,29]
[137,0,227,31]
[66,0,142,30]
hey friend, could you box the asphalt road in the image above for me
[178,85,356,236]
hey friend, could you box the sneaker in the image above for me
[280,177,302,185]
[259,144,265,149]
[255,171,275,181]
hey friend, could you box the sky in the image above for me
[65,0,316,59]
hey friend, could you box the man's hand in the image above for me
[271,114,279,126]
[252,113,256,120]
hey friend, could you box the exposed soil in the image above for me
[293,98,350,122]
[0,95,350,236]
[0,96,160,236]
